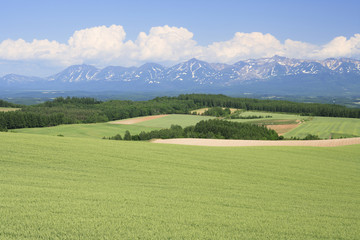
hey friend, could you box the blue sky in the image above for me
[0,0,359,76]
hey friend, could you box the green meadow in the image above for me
[13,112,360,139]
[283,116,360,139]
[13,114,215,139]
[12,122,161,139]
[133,114,215,128]
[0,132,359,239]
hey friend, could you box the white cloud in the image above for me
[134,25,202,62]
[0,38,66,60]
[66,25,134,63]
[283,39,318,59]
[203,32,284,63]
[312,34,360,59]
[0,25,359,69]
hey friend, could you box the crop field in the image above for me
[13,114,215,139]
[283,116,360,139]
[132,114,215,128]
[230,111,304,122]
[13,122,161,139]
[13,112,360,139]
[0,132,359,239]
[191,107,239,114]
[0,107,20,112]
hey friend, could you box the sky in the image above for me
[0,0,359,76]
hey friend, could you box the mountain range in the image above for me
[1,56,360,95]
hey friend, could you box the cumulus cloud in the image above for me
[203,32,284,63]
[0,24,359,69]
[0,38,66,60]
[312,34,360,59]
[134,25,202,62]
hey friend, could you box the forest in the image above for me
[1,94,360,131]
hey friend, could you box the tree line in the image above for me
[1,94,360,130]
[178,94,360,118]
[108,119,282,141]
[0,99,21,108]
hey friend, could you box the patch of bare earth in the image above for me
[266,124,299,135]
[110,114,168,125]
[151,137,360,147]
[265,120,302,135]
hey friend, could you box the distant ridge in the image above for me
[1,56,359,95]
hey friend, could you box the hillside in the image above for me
[0,132,359,239]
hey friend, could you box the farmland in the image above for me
[0,132,359,239]
[13,111,360,140]
[12,122,161,139]
[283,116,360,139]
[0,107,20,112]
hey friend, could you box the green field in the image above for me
[13,122,161,139]
[232,110,303,121]
[133,114,215,128]
[13,112,360,140]
[283,116,360,139]
[13,114,215,139]
[0,132,359,239]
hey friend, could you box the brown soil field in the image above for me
[152,137,360,147]
[110,114,168,125]
[266,124,299,135]
[265,120,301,135]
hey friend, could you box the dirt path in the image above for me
[110,114,168,125]
[152,137,360,147]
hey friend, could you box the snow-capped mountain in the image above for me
[1,56,359,95]
[163,58,217,85]
[47,65,99,82]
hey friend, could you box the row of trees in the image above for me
[202,107,231,117]
[0,111,65,131]
[1,93,360,130]
[1,97,197,129]
[178,94,360,118]
[108,119,282,141]
[0,99,20,108]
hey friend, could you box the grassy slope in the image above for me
[0,132,359,239]
[283,116,360,139]
[13,112,360,139]
[13,115,215,139]
[13,122,161,139]
[131,114,215,128]
[235,111,303,120]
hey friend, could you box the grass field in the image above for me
[0,132,359,239]
[132,114,215,128]
[13,122,161,139]
[13,112,360,139]
[13,115,215,139]
[230,111,305,122]
[283,116,360,139]
[0,107,20,112]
